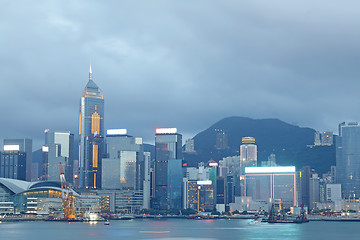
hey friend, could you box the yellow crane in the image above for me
[59,163,76,220]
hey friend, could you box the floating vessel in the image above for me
[248,218,262,225]
[263,204,309,224]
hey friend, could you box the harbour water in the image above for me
[0,218,359,240]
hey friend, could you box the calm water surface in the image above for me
[0,219,357,240]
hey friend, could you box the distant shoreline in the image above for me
[2,215,360,223]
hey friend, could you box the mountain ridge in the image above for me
[184,116,335,174]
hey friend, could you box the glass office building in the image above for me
[167,159,182,209]
[1,139,32,181]
[336,122,360,198]
[78,65,104,189]
[42,130,74,183]
[152,128,182,210]
[245,166,297,208]
[102,129,144,190]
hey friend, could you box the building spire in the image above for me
[89,63,93,81]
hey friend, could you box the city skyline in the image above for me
[2,1,360,149]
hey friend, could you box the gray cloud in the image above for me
[1,0,360,149]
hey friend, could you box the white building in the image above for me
[326,184,342,202]
[240,137,257,175]
[245,166,297,208]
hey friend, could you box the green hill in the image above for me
[184,116,335,174]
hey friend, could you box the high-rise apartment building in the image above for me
[315,131,333,146]
[1,139,32,181]
[215,129,228,149]
[42,130,74,183]
[314,131,321,146]
[321,131,333,146]
[78,65,104,189]
[152,128,182,210]
[184,139,196,153]
[336,122,360,198]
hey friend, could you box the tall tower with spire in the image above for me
[78,64,104,189]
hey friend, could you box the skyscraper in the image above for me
[1,139,32,181]
[336,122,360,198]
[78,65,104,189]
[102,129,144,190]
[152,128,182,210]
[42,130,74,183]
[240,137,257,170]
[239,137,257,195]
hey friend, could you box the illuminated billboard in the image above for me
[197,180,212,185]
[4,145,20,151]
[209,162,219,167]
[245,166,296,174]
[107,129,127,135]
[155,128,177,134]
[242,137,255,144]
[42,146,49,152]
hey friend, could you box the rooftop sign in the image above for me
[4,145,20,151]
[155,128,177,134]
[245,166,296,174]
[197,180,212,185]
[107,129,127,135]
[42,146,49,152]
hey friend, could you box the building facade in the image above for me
[240,137,257,176]
[1,139,32,181]
[336,122,360,198]
[152,128,182,210]
[78,65,104,189]
[245,166,297,208]
[42,130,74,184]
[102,129,144,190]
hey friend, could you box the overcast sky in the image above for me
[1,0,360,149]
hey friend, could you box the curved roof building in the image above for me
[0,178,79,198]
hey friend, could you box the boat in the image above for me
[248,218,262,225]
[110,214,135,220]
[187,214,215,220]
[104,220,110,225]
[263,204,309,224]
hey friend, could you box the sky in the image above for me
[1,0,360,150]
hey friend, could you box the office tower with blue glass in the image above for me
[152,128,182,210]
[336,122,360,199]
[1,139,32,181]
[78,65,104,189]
[102,129,144,190]
[42,130,74,183]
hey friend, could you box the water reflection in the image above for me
[0,219,358,240]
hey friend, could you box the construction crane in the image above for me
[59,163,76,220]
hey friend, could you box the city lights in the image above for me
[106,129,127,135]
[155,128,177,134]
[3,145,20,151]
[245,166,296,174]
